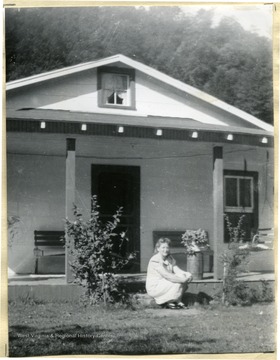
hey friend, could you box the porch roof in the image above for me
[7,108,273,147]
[7,108,273,136]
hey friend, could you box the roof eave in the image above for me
[6,109,274,137]
[6,54,126,91]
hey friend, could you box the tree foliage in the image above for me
[6,7,273,123]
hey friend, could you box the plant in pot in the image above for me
[181,229,209,280]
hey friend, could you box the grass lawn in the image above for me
[8,300,275,357]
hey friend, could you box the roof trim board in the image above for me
[7,118,273,148]
[7,108,274,137]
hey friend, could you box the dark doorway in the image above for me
[92,165,140,272]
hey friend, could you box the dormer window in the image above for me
[98,67,135,110]
[103,73,129,105]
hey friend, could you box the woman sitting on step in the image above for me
[146,237,193,309]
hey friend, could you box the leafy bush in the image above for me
[215,279,274,306]
[219,216,274,306]
[64,195,136,305]
[221,215,250,305]
[224,214,246,244]
[251,280,274,303]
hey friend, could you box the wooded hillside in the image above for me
[6,7,273,124]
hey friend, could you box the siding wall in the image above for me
[8,153,65,273]
[8,69,241,127]
[7,132,274,274]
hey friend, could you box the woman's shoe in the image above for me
[165,302,178,309]
[176,302,189,309]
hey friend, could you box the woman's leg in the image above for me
[148,278,185,305]
[176,281,189,303]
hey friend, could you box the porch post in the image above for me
[65,138,76,283]
[213,146,224,279]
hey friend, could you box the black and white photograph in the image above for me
[5,3,275,357]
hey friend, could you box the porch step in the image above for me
[8,271,274,303]
[8,279,274,304]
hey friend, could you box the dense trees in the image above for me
[6,6,273,123]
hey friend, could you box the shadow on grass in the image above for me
[9,323,217,356]
[9,323,102,343]
[9,323,105,357]
[183,291,213,305]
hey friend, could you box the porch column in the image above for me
[65,138,76,283]
[213,146,224,279]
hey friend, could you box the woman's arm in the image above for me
[155,264,187,283]
[173,265,186,275]
[173,265,193,282]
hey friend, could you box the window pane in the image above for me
[225,178,238,206]
[115,75,128,90]
[103,74,114,89]
[104,90,115,104]
[103,74,128,90]
[116,91,127,104]
[239,178,252,207]
[102,73,129,105]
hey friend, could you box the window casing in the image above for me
[98,67,135,109]
[224,175,254,213]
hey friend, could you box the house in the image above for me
[6,54,274,280]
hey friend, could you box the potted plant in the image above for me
[181,229,209,280]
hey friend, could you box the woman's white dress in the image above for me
[146,253,188,305]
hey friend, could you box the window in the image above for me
[102,73,129,106]
[224,175,254,213]
[224,170,258,243]
[98,67,135,109]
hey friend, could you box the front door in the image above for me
[92,165,140,272]
[224,170,258,243]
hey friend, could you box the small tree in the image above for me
[221,215,251,305]
[64,195,135,305]
[219,215,274,305]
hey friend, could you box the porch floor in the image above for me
[8,271,275,286]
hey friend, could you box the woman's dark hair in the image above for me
[154,237,171,254]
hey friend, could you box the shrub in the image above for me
[220,215,250,305]
[64,195,136,305]
[224,214,246,244]
[251,280,274,303]
[219,216,274,306]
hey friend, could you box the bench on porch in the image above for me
[252,228,274,249]
[238,228,274,273]
[153,230,213,273]
[33,230,65,274]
